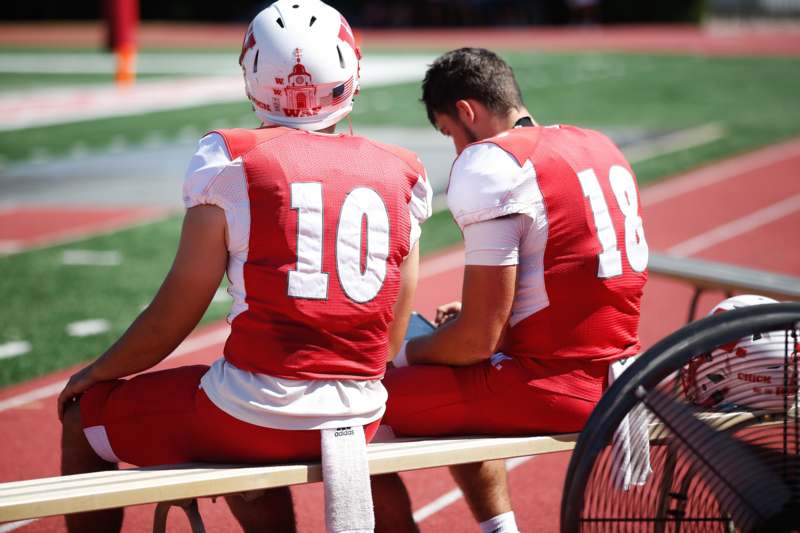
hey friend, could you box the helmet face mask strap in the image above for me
[239,0,361,132]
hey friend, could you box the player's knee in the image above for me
[61,400,83,443]
[61,400,109,473]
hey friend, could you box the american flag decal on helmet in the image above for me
[239,24,256,66]
[331,77,353,106]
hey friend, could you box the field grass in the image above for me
[0,212,453,387]
[1,50,800,386]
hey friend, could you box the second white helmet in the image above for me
[239,0,361,131]
[681,295,798,411]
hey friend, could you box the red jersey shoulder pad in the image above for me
[210,127,292,160]
[360,137,427,180]
[466,127,543,167]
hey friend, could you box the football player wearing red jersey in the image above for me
[372,48,648,533]
[57,1,432,531]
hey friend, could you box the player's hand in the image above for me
[435,301,462,327]
[57,365,99,422]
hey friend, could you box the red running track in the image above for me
[1,136,799,531]
[0,206,170,255]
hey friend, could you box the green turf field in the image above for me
[1,50,800,386]
[2,52,800,185]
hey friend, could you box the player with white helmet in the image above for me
[682,294,798,411]
[58,1,432,531]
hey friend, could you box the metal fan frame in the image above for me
[560,302,800,532]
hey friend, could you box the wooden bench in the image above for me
[0,431,579,529]
[0,409,770,530]
[1,255,796,530]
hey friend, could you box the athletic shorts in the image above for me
[80,365,381,467]
[382,355,607,437]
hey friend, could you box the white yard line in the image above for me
[66,319,110,338]
[0,341,31,361]
[413,457,533,523]
[61,250,122,266]
[668,193,800,257]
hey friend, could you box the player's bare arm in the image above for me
[57,205,227,419]
[387,242,420,360]
[404,264,516,366]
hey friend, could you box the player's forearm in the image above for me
[88,304,197,381]
[406,316,493,366]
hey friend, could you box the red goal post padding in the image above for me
[104,0,139,85]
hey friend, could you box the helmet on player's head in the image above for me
[239,0,361,131]
[681,294,798,411]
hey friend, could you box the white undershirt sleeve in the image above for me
[463,215,532,266]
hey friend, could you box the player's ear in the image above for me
[454,99,476,125]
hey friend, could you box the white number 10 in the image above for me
[578,165,648,278]
[288,182,390,303]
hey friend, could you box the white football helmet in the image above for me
[239,0,361,131]
[682,294,798,411]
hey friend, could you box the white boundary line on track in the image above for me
[641,136,800,207]
[413,456,533,523]
[668,193,800,257]
[0,519,34,532]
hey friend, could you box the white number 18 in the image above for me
[578,165,648,278]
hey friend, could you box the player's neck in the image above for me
[501,108,536,132]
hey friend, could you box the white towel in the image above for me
[609,357,653,491]
[321,426,374,533]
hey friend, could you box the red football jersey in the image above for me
[213,127,428,380]
[474,126,648,363]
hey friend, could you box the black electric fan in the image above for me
[561,302,800,532]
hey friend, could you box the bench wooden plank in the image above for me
[649,252,800,301]
[0,433,578,522]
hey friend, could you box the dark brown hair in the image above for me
[421,48,524,127]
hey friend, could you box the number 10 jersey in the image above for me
[199,127,431,381]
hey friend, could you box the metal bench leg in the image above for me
[687,287,704,323]
[153,498,206,533]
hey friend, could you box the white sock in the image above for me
[479,511,520,533]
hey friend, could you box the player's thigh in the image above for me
[382,362,496,436]
[81,365,383,465]
[80,365,211,466]
[382,358,598,436]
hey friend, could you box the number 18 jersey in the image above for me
[447,125,648,363]
[199,127,431,381]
